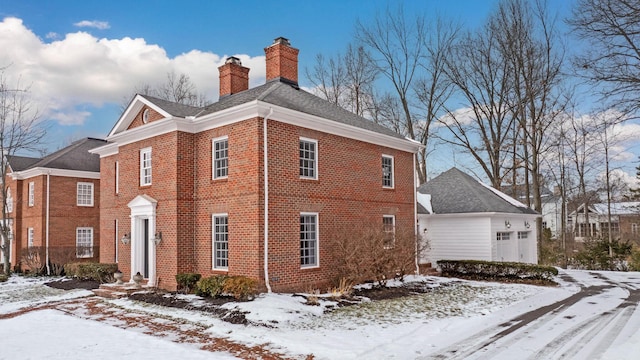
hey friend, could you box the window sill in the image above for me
[300,265,319,270]
[212,177,228,183]
[382,186,395,190]
[300,177,318,181]
[211,267,229,272]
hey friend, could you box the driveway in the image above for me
[423,270,640,359]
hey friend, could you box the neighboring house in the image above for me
[502,185,563,239]
[0,138,105,270]
[90,37,421,291]
[568,202,640,244]
[417,168,539,266]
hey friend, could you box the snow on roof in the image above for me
[478,181,530,209]
[591,202,640,215]
[417,192,433,214]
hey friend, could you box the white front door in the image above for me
[128,195,157,285]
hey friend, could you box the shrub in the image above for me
[438,260,558,282]
[629,246,640,271]
[0,273,8,282]
[223,276,257,300]
[64,263,118,283]
[196,275,228,297]
[175,273,202,294]
[574,237,632,271]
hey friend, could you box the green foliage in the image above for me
[196,275,228,298]
[0,273,8,282]
[438,260,558,282]
[64,262,118,283]
[574,238,632,271]
[175,273,202,294]
[222,276,257,300]
[539,228,566,267]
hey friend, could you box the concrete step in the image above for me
[92,282,149,298]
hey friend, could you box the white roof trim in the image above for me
[108,95,173,137]
[419,212,541,219]
[11,167,100,180]
[97,97,422,158]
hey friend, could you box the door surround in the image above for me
[127,195,157,285]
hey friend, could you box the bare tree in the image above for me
[0,70,46,274]
[569,0,640,117]
[356,6,428,182]
[306,44,378,118]
[120,71,209,111]
[441,22,516,188]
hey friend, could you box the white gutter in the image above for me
[263,108,274,293]
[413,155,419,275]
[45,171,51,275]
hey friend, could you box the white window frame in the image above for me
[76,182,94,207]
[27,227,34,248]
[382,155,394,189]
[212,213,229,270]
[496,232,511,241]
[212,136,229,180]
[299,138,318,180]
[632,223,639,235]
[383,215,396,249]
[300,212,319,268]
[517,231,529,239]
[76,227,94,258]
[140,147,152,186]
[115,161,119,194]
[28,182,34,207]
[6,187,12,213]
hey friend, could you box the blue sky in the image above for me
[0,0,573,151]
[7,0,637,190]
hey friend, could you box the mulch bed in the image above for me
[45,278,101,290]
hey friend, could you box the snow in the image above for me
[478,180,531,209]
[416,192,433,214]
[0,309,236,360]
[1,270,640,359]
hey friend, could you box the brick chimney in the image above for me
[218,56,250,98]
[265,37,299,85]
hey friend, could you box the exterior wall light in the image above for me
[153,231,162,246]
[525,221,531,229]
[121,233,130,245]
[505,220,511,229]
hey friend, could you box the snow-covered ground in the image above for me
[0,270,639,359]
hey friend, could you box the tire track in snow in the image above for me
[422,275,613,360]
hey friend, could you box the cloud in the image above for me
[0,17,267,126]
[45,32,59,40]
[73,20,110,30]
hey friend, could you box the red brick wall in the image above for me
[127,106,164,131]
[100,110,415,292]
[20,175,45,249]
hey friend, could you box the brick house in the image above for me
[90,37,421,291]
[1,138,105,271]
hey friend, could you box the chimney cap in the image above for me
[225,56,242,65]
[272,37,291,46]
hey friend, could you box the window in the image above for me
[76,227,94,258]
[115,161,119,194]
[632,223,639,235]
[496,232,511,241]
[142,109,150,124]
[140,147,152,186]
[299,138,317,179]
[77,182,94,206]
[212,214,229,270]
[27,228,34,248]
[6,187,12,213]
[300,213,318,268]
[383,215,395,248]
[212,137,229,179]
[382,155,394,188]
[600,221,620,235]
[517,231,529,239]
[28,182,34,206]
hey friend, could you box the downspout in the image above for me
[45,171,50,275]
[413,154,419,275]
[263,107,274,293]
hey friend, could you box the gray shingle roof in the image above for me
[6,155,41,172]
[139,94,203,117]
[417,167,538,215]
[26,138,107,172]
[149,80,404,140]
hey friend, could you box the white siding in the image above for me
[418,215,492,265]
[419,213,539,265]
